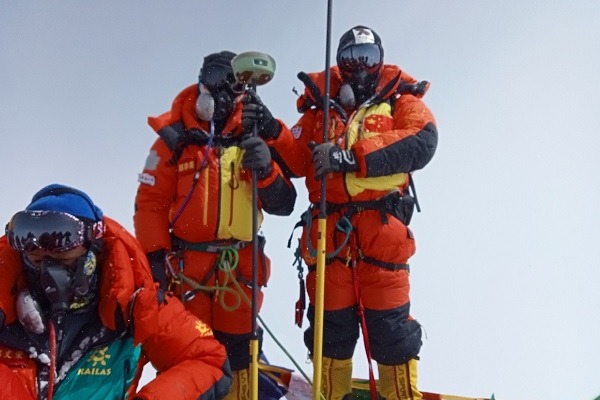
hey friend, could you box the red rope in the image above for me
[351,258,378,400]
[47,320,56,400]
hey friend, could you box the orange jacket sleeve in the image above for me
[268,112,316,179]
[0,364,35,400]
[134,294,231,400]
[351,94,438,178]
[105,217,231,400]
[134,138,177,253]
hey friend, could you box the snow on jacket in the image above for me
[0,216,231,400]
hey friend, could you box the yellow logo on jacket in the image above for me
[77,346,112,376]
[178,159,196,174]
[195,320,213,337]
[0,347,25,361]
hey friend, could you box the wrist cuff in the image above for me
[265,119,281,140]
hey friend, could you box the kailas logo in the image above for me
[195,320,213,337]
[77,346,112,376]
[90,347,111,366]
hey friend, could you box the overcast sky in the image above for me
[2,2,599,399]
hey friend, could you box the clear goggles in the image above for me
[337,44,383,76]
[200,64,245,95]
[6,210,93,253]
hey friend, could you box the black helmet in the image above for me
[198,51,244,122]
[199,52,235,90]
[336,26,384,104]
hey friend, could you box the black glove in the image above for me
[240,136,273,180]
[310,141,358,179]
[146,249,168,291]
[242,89,281,140]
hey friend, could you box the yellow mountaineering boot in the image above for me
[377,359,422,400]
[223,368,250,400]
[321,357,353,400]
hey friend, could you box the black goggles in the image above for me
[200,64,244,94]
[6,210,92,253]
[337,44,383,75]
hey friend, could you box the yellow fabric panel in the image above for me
[378,359,422,400]
[203,166,209,226]
[345,102,408,197]
[346,106,368,146]
[223,368,250,400]
[321,357,353,400]
[345,172,408,197]
[216,147,263,241]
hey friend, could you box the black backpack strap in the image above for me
[389,78,430,115]
[296,72,322,113]
[296,71,348,124]
[408,173,421,213]
[156,121,211,165]
[370,72,403,105]
[396,80,430,97]
[156,121,186,152]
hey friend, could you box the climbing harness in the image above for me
[299,207,353,260]
[165,238,315,388]
[165,240,255,312]
[289,190,416,263]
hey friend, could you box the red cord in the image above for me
[351,258,378,400]
[47,320,56,400]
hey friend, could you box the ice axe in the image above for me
[231,51,276,400]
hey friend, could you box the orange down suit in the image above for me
[134,84,296,370]
[267,65,438,364]
[0,217,230,400]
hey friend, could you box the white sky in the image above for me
[2,2,599,399]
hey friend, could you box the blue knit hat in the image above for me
[26,184,103,222]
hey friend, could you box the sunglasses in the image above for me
[337,44,383,76]
[6,210,93,253]
[200,64,244,94]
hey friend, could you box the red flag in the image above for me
[363,114,393,133]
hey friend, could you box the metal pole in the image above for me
[231,51,276,400]
[312,1,333,398]
[251,114,260,400]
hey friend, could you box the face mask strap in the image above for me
[29,250,98,317]
[40,258,74,315]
